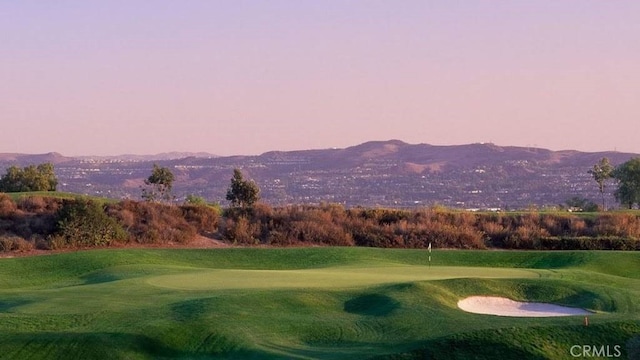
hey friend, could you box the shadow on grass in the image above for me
[370,322,640,360]
[518,282,615,312]
[80,272,122,285]
[628,335,640,360]
[263,341,404,360]
[0,331,275,360]
[557,291,615,312]
[170,297,219,322]
[344,294,400,317]
[373,337,546,360]
[0,299,32,312]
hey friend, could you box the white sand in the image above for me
[457,296,592,317]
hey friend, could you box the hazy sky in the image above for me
[2,1,639,156]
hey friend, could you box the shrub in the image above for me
[55,198,127,247]
[501,214,549,249]
[477,215,507,246]
[180,204,219,233]
[568,217,588,236]
[16,196,61,214]
[108,200,197,244]
[184,194,207,206]
[0,194,17,217]
[0,235,34,252]
[290,220,354,246]
[15,214,57,239]
[47,235,68,250]
[539,236,640,250]
[17,196,47,213]
[223,216,259,244]
[594,214,640,239]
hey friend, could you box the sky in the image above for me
[1,1,639,156]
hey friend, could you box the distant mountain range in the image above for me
[1,141,638,209]
[75,152,219,162]
[0,151,217,163]
[0,152,72,164]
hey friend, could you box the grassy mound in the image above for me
[0,248,638,359]
[5,191,115,203]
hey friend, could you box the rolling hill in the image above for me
[1,141,637,209]
[0,248,638,359]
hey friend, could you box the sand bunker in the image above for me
[458,296,592,317]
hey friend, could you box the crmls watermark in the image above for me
[570,345,622,358]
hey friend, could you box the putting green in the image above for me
[147,265,541,290]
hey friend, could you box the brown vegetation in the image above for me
[0,195,220,252]
[220,204,638,250]
[0,194,638,253]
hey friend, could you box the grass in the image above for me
[5,191,116,203]
[0,248,638,359]
[476,209,640,220]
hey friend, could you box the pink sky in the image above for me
[1,1,639,156]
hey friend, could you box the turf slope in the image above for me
[0,248,638,359]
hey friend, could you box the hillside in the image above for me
[1,141,638,209]
[0,152,72,164]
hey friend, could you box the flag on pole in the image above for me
[428,242,432,268]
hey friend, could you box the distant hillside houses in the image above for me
[1,141,635,209]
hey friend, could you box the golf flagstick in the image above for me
[428,242,431,268]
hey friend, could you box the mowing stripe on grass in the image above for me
[147,266,541,290]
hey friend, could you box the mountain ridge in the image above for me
[1,141,633,165]
[1,140,638,209]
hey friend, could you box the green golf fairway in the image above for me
[0,248,638,359]
[148,266,540,290]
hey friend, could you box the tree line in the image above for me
[0,162,259,209]
[589,157,640,209]
[141,164,259,208]
[0,163,57,192]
